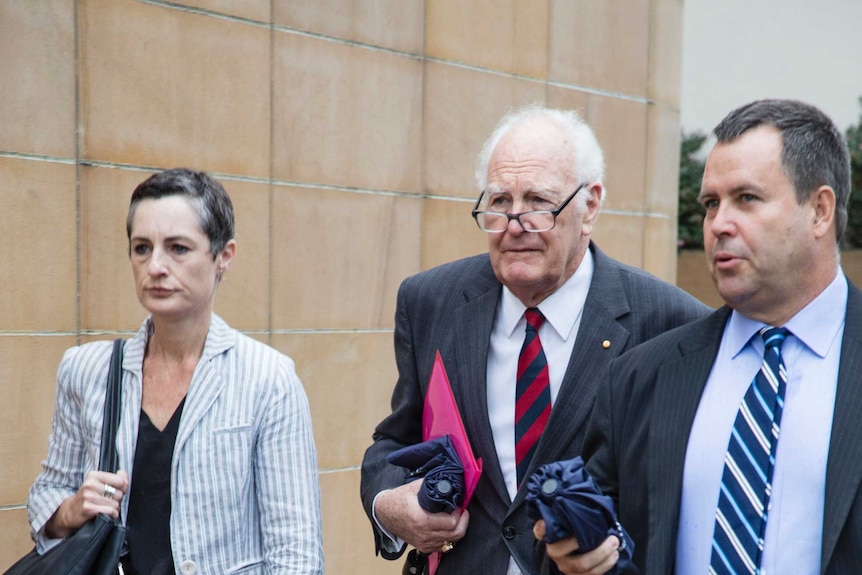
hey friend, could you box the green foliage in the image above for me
[844,97,862,248]
[677,130,708,249]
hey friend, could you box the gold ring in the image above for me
[103,483,116,499]
[441,541,454,553]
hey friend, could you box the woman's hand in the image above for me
[44,470,129,539]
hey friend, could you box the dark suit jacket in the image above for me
[360,243,710,575]
[583,280,862,575]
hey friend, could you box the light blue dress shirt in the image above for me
[676,273,847,575]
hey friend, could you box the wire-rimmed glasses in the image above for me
[471,183,587,233]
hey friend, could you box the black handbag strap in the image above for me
[98,338,125,473]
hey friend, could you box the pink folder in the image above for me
[422,350,483,575]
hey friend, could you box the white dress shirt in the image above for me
[488,249,594,574]
[676,272,846,575]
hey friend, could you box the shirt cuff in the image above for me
[35,528,65,555]
[372,490,406,555]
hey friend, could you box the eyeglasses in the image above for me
[471,183,587,233]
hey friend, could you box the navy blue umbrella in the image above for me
[388,435,465,513]
[526,456,633,574]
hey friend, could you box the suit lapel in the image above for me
[646,308,728,572]
[821,283,862,572]
[513,247,634,507]
[174,357,225,455]
[117,324,148,522]
[173,316,234,458]
[450,262,512,505]
[526,256,630,474]
[452,249,639,508]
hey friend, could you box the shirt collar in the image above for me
[726,271,847,358]
[500,248,595,340]
[138,312,236,359]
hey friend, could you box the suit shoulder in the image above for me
[224,332,308,402]
[619,309,721,362]
[614,259,705,304]
[54,340,116,396]
[59,339,114,372]
[399,253,494,295]
[594,254,711,329]
[232,330,293,368]
[403,253,491,281]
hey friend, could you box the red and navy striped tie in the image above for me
[710,326,790,574]
[515,308,551,486]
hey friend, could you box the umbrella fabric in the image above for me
[388,435,465,513]
[526,456,633,574]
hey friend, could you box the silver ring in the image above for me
[103,483,116,499]
[441,541,454,553]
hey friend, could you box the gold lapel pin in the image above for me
[602,340,611,349]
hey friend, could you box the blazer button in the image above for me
[502,525,516,540]
[180,560,198,575]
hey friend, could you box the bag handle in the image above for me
[98,338,125,473]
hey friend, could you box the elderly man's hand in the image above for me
[376,480,469,554]
[533,519,620,575]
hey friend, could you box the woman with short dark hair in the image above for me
[28,168,324,574]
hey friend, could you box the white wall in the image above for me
[681,0,862,135]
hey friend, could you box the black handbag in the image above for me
[4,338,127,575]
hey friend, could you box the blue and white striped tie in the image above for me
[710,326,789,575]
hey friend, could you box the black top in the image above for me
[122,398,186,575]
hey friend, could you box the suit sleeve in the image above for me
[256,355,325,574]
[360,280,426,559]
[583,362,620,504]
[28,344,111,553]
[28,347,84,551]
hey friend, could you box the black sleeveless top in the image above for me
[121,398,186,575]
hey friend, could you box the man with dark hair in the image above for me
[540,99,862,575]
[360,105,709,575]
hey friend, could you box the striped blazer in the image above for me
[28,314,324,575]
